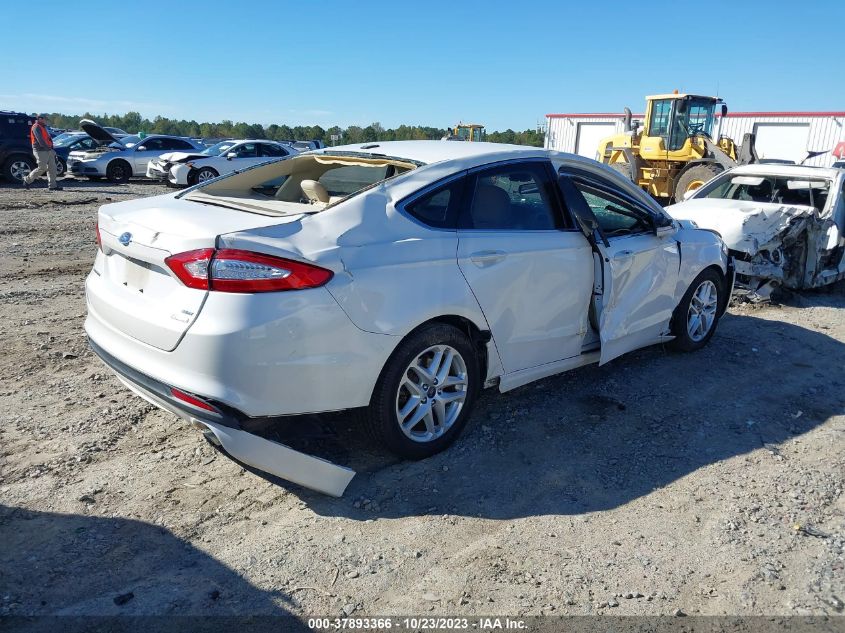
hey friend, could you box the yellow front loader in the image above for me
[598,93,757,201]
[443,123,486,142]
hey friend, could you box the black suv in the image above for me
[0,111,36,184]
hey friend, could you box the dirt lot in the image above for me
[1,179,843,620]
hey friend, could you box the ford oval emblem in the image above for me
[118,232,132,246]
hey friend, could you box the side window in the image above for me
[649,99,671,139]
[572,179,653,236]
[233,143,258,158]
[139,138,164,151]
[260,143,287,157]
[461,163,558,230]
[404,177,466,229]
[167,138,195,150]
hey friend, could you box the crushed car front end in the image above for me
[666,167,844,299]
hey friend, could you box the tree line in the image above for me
[39,111,545,147]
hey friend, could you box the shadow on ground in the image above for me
[0,505,306,627]
[250,311,845,520]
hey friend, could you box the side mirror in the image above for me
[655,223,677,238]
[721,104,728,117]
[677,100,688,114]
[136,145,146,151]
[226,152,237,160]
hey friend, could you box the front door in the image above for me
[457,160,594,373]
[559,171,681,364]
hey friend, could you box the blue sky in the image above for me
[1,0,843,131]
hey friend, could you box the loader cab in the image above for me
[445,123,486,142]
[643,95,720,154]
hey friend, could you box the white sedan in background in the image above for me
[146,139,296,186]
[86,141,733,496]
[667,164,845,299]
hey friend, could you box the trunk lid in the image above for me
[94,194,305,351]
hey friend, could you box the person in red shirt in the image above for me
[23,114,62,191]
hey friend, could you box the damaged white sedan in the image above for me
[86,141,733,496]
[667,165,845,299]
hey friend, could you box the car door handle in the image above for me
[613,250,634,261]
[470,250,507,267]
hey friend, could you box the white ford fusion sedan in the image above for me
[85,141,734,496]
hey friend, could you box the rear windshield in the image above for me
[697,173,831,212]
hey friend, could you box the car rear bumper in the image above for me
[89,338,355,496]
[84,269,399,417]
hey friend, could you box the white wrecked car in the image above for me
[667,165,845,299]
[86,141,733,496]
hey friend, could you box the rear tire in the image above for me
[106,160,131,183]
[674,163,723,201]
[3,155,35,184]
[55,157,66,177]
[669,268,724,352]
[364,323,479,460]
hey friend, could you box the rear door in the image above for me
[558,170,680,364]
[456,160,594,373]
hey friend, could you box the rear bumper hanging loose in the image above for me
[88,338,355,497]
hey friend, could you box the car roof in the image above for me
[316,140,551,166]
[728,163,842,180]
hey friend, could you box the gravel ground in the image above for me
[0,178,843,619]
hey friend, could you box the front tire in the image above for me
[674,163,723,201]
[106,160,131,183]
[192,167,219,185]
[55,157,66,177]
[669,268,724,352]
[365,323,479,459]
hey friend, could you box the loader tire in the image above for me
[674,163,723,201]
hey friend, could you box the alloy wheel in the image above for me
[10,160,31,182]
[687,280,718,342]
[395,344,468,443]
[197,169,216,182]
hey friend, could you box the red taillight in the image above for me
[95,222,102,251]
[164,248,333,293]
[164,248,214,290]
[170,387,219,413]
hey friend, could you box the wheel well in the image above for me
[4,153,34,168]
[109,158,131,172]
[702,264,729,313]
[409,315,491,384]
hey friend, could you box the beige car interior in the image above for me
[184,154,418,216]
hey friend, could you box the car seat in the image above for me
[471,185,513,229]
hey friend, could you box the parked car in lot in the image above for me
[667,164,845,299]
[67,120,204,182]
[86,141,734,495]
[53,133,104,177]
[0,110,36,183]
[146,139,296,186]
[291,139,325,151]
